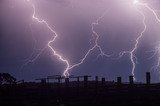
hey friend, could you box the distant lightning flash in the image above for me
[24,0,111,77]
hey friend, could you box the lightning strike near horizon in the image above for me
[137,1,160,74]
[118,0,147,80]
[23,0,111,77]
[135,0,160,77]
[118,0,160,80]
[24,0,70,77]
[21,0,160,79]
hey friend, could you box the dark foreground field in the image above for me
[1,81,160,106]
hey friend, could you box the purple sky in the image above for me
[1,0,160,82]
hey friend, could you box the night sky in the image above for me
[1,0,160,82]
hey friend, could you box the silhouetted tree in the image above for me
[0,73,16,85]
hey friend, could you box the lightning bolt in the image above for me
[24,0,160,79]
[142,1,160,74]
[23,0,70,76]
[118,0,160,80]
[23,0,111,77]
[134,0,160,78]
[67,9,112,71]
[91,10,112,58]
[118,0,147,80]
[149,43,160,73]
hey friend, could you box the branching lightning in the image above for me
[141,1,160,73]
[149,43,160,72]
[68,9,112,70]
[134,0,160,78]
[24,0,70,76]
[118,0,147,80]
[22,0,160,79]
[23,0,111,77]
[91,10,112,58]
[118,0,160,80]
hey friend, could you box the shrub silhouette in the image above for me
[0,73,16,85]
